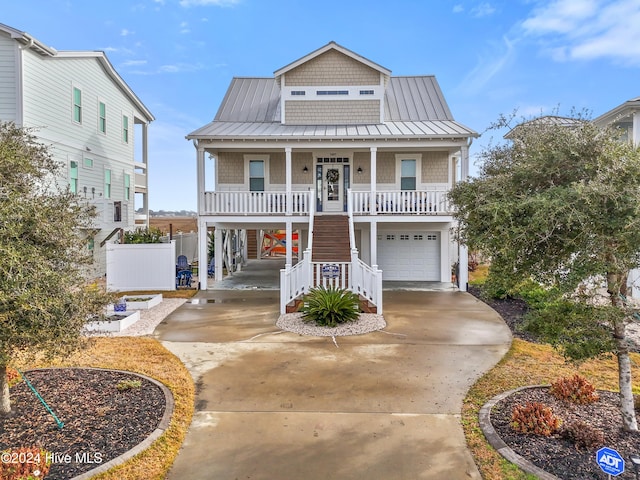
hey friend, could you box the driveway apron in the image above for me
[156,289,511,480]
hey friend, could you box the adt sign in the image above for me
[597,447,625,476]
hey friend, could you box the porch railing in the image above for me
[350,189,451,215]
[202,191,311,215]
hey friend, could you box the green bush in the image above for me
[299,286,360,327]
[124,227,163,244]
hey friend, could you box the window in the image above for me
[73,87,82,123]
[386,234,395,241]
[316,90,348,95]
[124,173,131,200]
[69,161,78,194]
[249,160,264,192]
[360,90,374,95]
[400,234,410,240]
[104,169,111,199]
[413,234,424,240]
[426,234,437,241]
[98,102,106,133]
[291,90,306,96]
[114,201,122,222]
[122,115,129,143]
[84,157,93,168]
[401,159,416,190]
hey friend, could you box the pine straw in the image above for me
[462,338,640,479]
[21,337,194,480]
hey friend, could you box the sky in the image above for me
[2,0,640,211]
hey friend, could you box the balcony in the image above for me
[201,188,452,216]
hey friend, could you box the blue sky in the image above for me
[2,0,640,211]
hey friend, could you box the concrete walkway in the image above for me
[155,288,511,480]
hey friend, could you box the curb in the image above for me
[26,367,175,480]
[479,385,561,480]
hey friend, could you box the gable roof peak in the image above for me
[274,41,391,78]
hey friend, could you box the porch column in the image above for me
[458,244,469,292]
[198,218,208,290]
[370,220,378,268]
[285,220,293,266]
[460,143,470,181]
[285,147,292,215]
[214,225,223,282]
[197,145,206,215]
[370,147,377,215]
[141,123,149,227]
[634,112,640,147]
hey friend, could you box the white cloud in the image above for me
[453,4,464,13]
[180,21,191,34]
[460,36,516,93]
[521,0,640,65]
[471,2,496,17]
[120,28,134,37]
[121,60,148,67]
[179,0,240,6]
[159,62,204,73]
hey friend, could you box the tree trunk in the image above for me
[0,365,11,416]
[608,271,638,432]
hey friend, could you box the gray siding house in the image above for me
[188,42,477,312]
[0,23,154,278]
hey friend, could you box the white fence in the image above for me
[203,191,311,215]
[162,232,198,264]
[106,241,176,291]
[350,189,450,214]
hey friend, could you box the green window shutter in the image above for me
[70,161,78,194]
[99,102,106,133]
[122,116,129,143]
[124,173,131,200]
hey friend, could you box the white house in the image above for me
[0,23,154,278]
[595,97,640,297]
[187,42,477,312]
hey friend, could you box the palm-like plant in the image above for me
[299,286,360,327]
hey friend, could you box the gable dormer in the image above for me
[274,42,391,125]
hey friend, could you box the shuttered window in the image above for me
[73,87,82,123]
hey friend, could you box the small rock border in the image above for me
[276,312,386,337]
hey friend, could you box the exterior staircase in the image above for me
[311,215,351,262]
[246,230,258,259]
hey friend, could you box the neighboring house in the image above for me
[0,23,154,278]
[187,42,477,312]
[595,97,640,297]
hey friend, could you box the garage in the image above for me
[377,231,440,281]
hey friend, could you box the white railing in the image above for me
[350,189,451,215]
[351,258,383,312]
[203,191,311,215]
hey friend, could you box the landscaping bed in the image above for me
[0,368,166,479]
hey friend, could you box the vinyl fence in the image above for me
[106,241,176,291]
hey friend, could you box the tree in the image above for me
[449,112,640,431]
[0,122,112,415]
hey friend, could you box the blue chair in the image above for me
[177,255,189,272]
[176,270,192,288]
[207,258,215,277]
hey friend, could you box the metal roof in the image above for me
[594,97,640,126]
[190,75,477,140]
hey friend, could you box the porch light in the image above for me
[357,166,363,174]
[303,166,308,173]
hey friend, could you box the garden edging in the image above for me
[479,385,561,480]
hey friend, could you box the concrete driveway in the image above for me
[155,289,511,480]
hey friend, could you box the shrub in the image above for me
[6,367,21,387]
[550,374,599,404]
[123,227,163,244]
[299,286,360,327]
[0,447,51,480]
[562,420,604,450]
[117,379,142,391]
[510,401,562,436]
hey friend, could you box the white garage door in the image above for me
[378,231,440,281]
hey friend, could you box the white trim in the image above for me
[244,154,270,191]
[395,153,422,190]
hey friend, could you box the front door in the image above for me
[322,164,343,212]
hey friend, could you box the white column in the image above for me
[370,220,378,268]
[142,123,149,227]
[633,111,640,147]
[285,147,292,215]
[214,225,223,282]
[285,220,293,266]
[458,244,469,292]
[370,147,377,215]
[198,218,208,290]
[460,143,470,181]
[197,145,206,215]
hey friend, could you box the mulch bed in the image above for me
[0,368,165,479]
[468,285,640,479]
